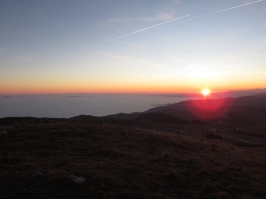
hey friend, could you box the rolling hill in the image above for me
[104,94,266,129]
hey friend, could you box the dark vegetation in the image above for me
[1,94,266,198]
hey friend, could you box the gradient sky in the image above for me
[1,0,266,94]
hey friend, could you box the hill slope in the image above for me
[104,94,266,129]
[0,120,266,199]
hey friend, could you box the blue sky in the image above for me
[0,0,266,94]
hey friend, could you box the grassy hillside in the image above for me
[1,119,266,199]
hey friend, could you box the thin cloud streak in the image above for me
[171,0,263,25]
[104,15,190,43]
[105,0,263,43]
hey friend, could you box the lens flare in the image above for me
[185,97,235,119]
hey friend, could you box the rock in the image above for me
[32,171,44,178]
[0,131,7,136]
[71,175,86,184]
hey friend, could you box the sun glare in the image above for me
[201,88,211,97]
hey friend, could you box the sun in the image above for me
[201,88,211,97]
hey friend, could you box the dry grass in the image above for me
[0,120,266,199]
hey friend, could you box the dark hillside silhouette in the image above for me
[104,94,266,129]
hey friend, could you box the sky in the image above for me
[0,0,266,94]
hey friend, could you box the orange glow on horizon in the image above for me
[0,82,196,95]
[0,80,266,95]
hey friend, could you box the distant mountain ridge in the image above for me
[101,93,266,129]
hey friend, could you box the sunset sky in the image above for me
[1,0,266,94]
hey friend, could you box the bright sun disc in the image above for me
[201,88,211,96]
